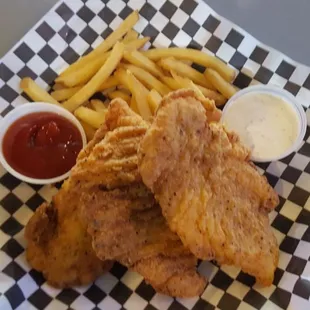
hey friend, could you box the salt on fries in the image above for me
[20,10,237,141]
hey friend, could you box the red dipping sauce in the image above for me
[2,112,83,179]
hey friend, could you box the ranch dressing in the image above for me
[222,92,299,160]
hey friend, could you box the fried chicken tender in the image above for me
[76,99,206,297]
[25,181,112,288]
[139,89,279,286]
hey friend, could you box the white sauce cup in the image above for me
[0,102,87,184]
[221,85,307,162]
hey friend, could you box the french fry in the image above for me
[147,89,162,114]
[124,69,152,119]
[51,86,82,101]
[196,85,227,106]
[180,60,193,66]
[170,71,227,106]
[56,53,109,87]
[205,69,237,99]
[90,99,107,112]
[20,78,61,106]
[79,120,96,141]
[114,68,132,90]
[107,90,131,103]
[97,76,119,91]
[74,107,106,129]
[123,64,171,96]
[101,87,117,96]
[125,36,150,51]
[59,11,139,78]
[170,73,220,116]
[161,75,226,106]
[123,50,164,77]
[117,85,130,92]
[83,100,91,108]
[63,42,124,112]
[53,83,66,91]
[130,96,139,114]
[122,29,138,43]
[171,70,199,90]
[189,82,205,100]
[158,57,214,89]
[161,76,181,90]
[56,37,150,87]
[143,48,235,82]
[170,71,205,99]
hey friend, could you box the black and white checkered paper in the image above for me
[0,0,309,309]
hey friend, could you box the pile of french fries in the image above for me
[20,10,237,141]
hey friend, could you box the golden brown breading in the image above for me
[25,181,112,288]
[76,99,206,297]
[139,89,279,286]
[71,101,148,189]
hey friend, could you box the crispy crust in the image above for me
[77,99,206,297]
[139,90,279,286]
[25,184,112,288]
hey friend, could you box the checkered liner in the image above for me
[0,0,309,309]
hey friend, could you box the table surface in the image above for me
[0,0,309,66]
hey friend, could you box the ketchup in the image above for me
[2,112,83,179]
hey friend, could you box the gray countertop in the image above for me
[0,0,309,66]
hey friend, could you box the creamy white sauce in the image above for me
[222,92,299,159]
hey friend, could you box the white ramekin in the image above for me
[0,102,87,184]
[221,85,307,163]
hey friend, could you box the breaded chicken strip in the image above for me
[139,89,279,286]
[76,99,206,297]
[25,180,112,288]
